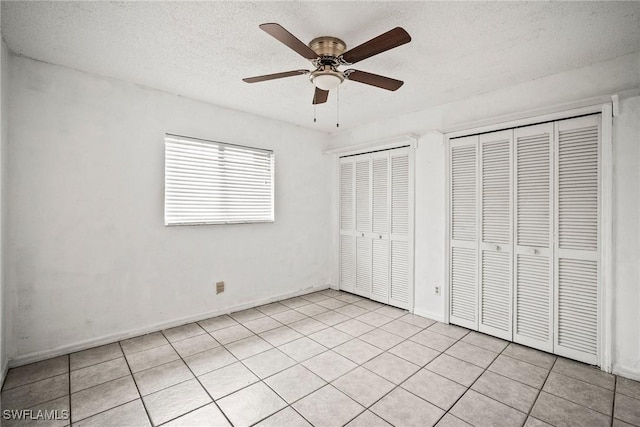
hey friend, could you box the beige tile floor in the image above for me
[2,289,640,427]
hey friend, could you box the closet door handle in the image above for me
[529,248,539,255]
[494,245,501,251]
[378,235,383,239]
[361,232,365,237]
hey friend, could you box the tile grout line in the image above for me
[2,311,417,425]
[0,358,70,392]
[408,334,474,425]
[6,291,630,427]
[430,332,516,427]
[611,375,617,424]
[68,354,124,376]
[67,352,72,426]
[0,293,322,423]
[3,299,416,427]
[246,379,316,427]
[117,340,154,427]
[122,340,169,359]
[65,351,151,425]
[0,301,387,395]
[147,295,636,425]
[539,370,617,418]
[248,405,312,427]
[247,297,406,425]
[338,329,467,426]
[476,353,553,391]
[231,295,362,426]
[158,329,236,427]
[451,340,616,422]
[74,323,548,426]
[73,400,141,425]
[524,353,558,425]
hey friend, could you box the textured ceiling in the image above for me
[2,1,640,133]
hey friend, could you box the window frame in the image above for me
[164,133,275,226]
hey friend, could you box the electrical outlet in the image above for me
[216,281,225,294]
[435,286,441,296]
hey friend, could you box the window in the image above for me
[164,134,274,225]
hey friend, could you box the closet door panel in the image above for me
[356,237,372,295]
[371,151,390,303]
[480,131,512,245]
[356,156,372,233]
[389,149,412,309]
[354,155,372,297]
[451,139,477,242]
[479,130,512,340]
[480,251,510,336]
[339,158,356,292]
[340,160,355,232]
[514,252,551,345]
[554,115,600,365]
[340,235,356,293]
[513,123,554,352]
[391,240,410,306]
[391,152,409,236]
[449,136,478,329]
[371,239,390,302]
[372,154,389,235]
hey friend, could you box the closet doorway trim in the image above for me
[325,134,418,157]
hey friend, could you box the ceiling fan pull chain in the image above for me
[336,86,340,128]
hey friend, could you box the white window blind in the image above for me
[164,134,274,225]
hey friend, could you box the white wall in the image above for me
[330,52,638,143]
[413,132,446,321]
[612,96,640,379]
[328,53,640,378]
[6,55,334,363]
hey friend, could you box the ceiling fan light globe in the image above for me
[312,74,342,91]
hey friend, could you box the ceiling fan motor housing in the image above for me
[309,36,346,58]
[308,37,347,90]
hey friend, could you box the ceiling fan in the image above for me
[243,23,411,105]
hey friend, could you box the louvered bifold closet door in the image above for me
[478,130,513,340]
[339,157,356,293]
[371,151,390,304]
[389,147,412,310]
[449,136,479,329]
[355,155,373,297]
[513,123,554,353]
[554,115,600,365]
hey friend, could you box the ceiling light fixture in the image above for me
[310,68,344,91]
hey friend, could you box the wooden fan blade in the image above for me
[313,87,329,104]
[259,23,318,60]
[341,27,411,65]
[243,70,308,83]
[346,70,404,91]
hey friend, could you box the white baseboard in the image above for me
[413,308,444,323]
[8,284,333,368]
[613,363,640,382]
